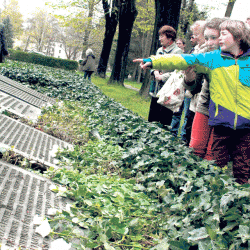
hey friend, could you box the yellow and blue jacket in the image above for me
[146,49,250,130]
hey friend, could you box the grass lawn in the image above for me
[124,79,142,90]
[91,75,150,120]
[91,75,185,136]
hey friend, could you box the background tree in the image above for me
[58,25,84,60]
[49,0,102,57]
[87,20,106,63]
[81,0,102,57]
[108,0,137,85]
[177,0,208,51]
[0,0,23,39]
[2,16,14,48]
[57,16,104,60]
[178,0,207,37]
[23,9,59,53]
[128,0,155,83]
[96,0,119,78]
[43,17,61,56]
[225,0,236,17]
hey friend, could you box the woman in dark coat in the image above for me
[81,48,95,80]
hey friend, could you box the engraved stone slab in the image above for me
[0,75,55,105]
[0,92,41,122]
[0,114,73,169]
[0,75,56,109]
[0,160,71,250]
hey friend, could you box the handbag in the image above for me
[81,58,87,66]
[156,70,185,113]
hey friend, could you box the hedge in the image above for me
[8,49,79,71]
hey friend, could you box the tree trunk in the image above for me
[97,0,119,78]
[82,1,95,58]
[24,35,30,52]
[137,67,142,83]
[108,0,137,85]
[182,0,187,9]
[131,66,136,81]
[225,0,236,17]
[139,0,182,97]
[151,0,182,55]
[181,0,195,35]
[188,0,195,10]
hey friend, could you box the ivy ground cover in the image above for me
[1,61,250,250]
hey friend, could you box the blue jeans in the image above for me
[170,97,191,142]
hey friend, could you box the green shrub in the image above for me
[3,60,250,249]
[8,49,79,71]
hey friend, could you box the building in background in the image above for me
[14,39,73,60]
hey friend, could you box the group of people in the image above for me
[134,17,250,185]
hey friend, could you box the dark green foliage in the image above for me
[2,60,250,249]
[2,16,14,49]
[177,1,208,51]
[8,49,79,71]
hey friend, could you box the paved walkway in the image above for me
[0,75,74,249]
[124,84,139,92]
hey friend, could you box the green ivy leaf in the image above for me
[104,242,115,250]
[188,227,209,242]
[237,225,250,243]
[169,239,190,250]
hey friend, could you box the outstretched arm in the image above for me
[133,54,189,72]
[133,58,152,70]
[133,53,211,75]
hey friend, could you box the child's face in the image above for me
[204,28,220,51]
[219,29,239,54]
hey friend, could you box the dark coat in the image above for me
[82,54,96,72]
[0,24,8,63]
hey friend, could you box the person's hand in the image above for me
[184,66,196,82]
[154,70,163,81]
[133,58,152,70]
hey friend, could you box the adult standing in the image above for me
[82,48,96,81]
[170,21,207,145]
[0,23,9,63]
[148,25,182,126]
[189,34,198,52]
[169,32,198,144]
[176,38,186,52]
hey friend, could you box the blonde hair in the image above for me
[204,17,229,32]
[220,20,250,51]
[86,48,93,56]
